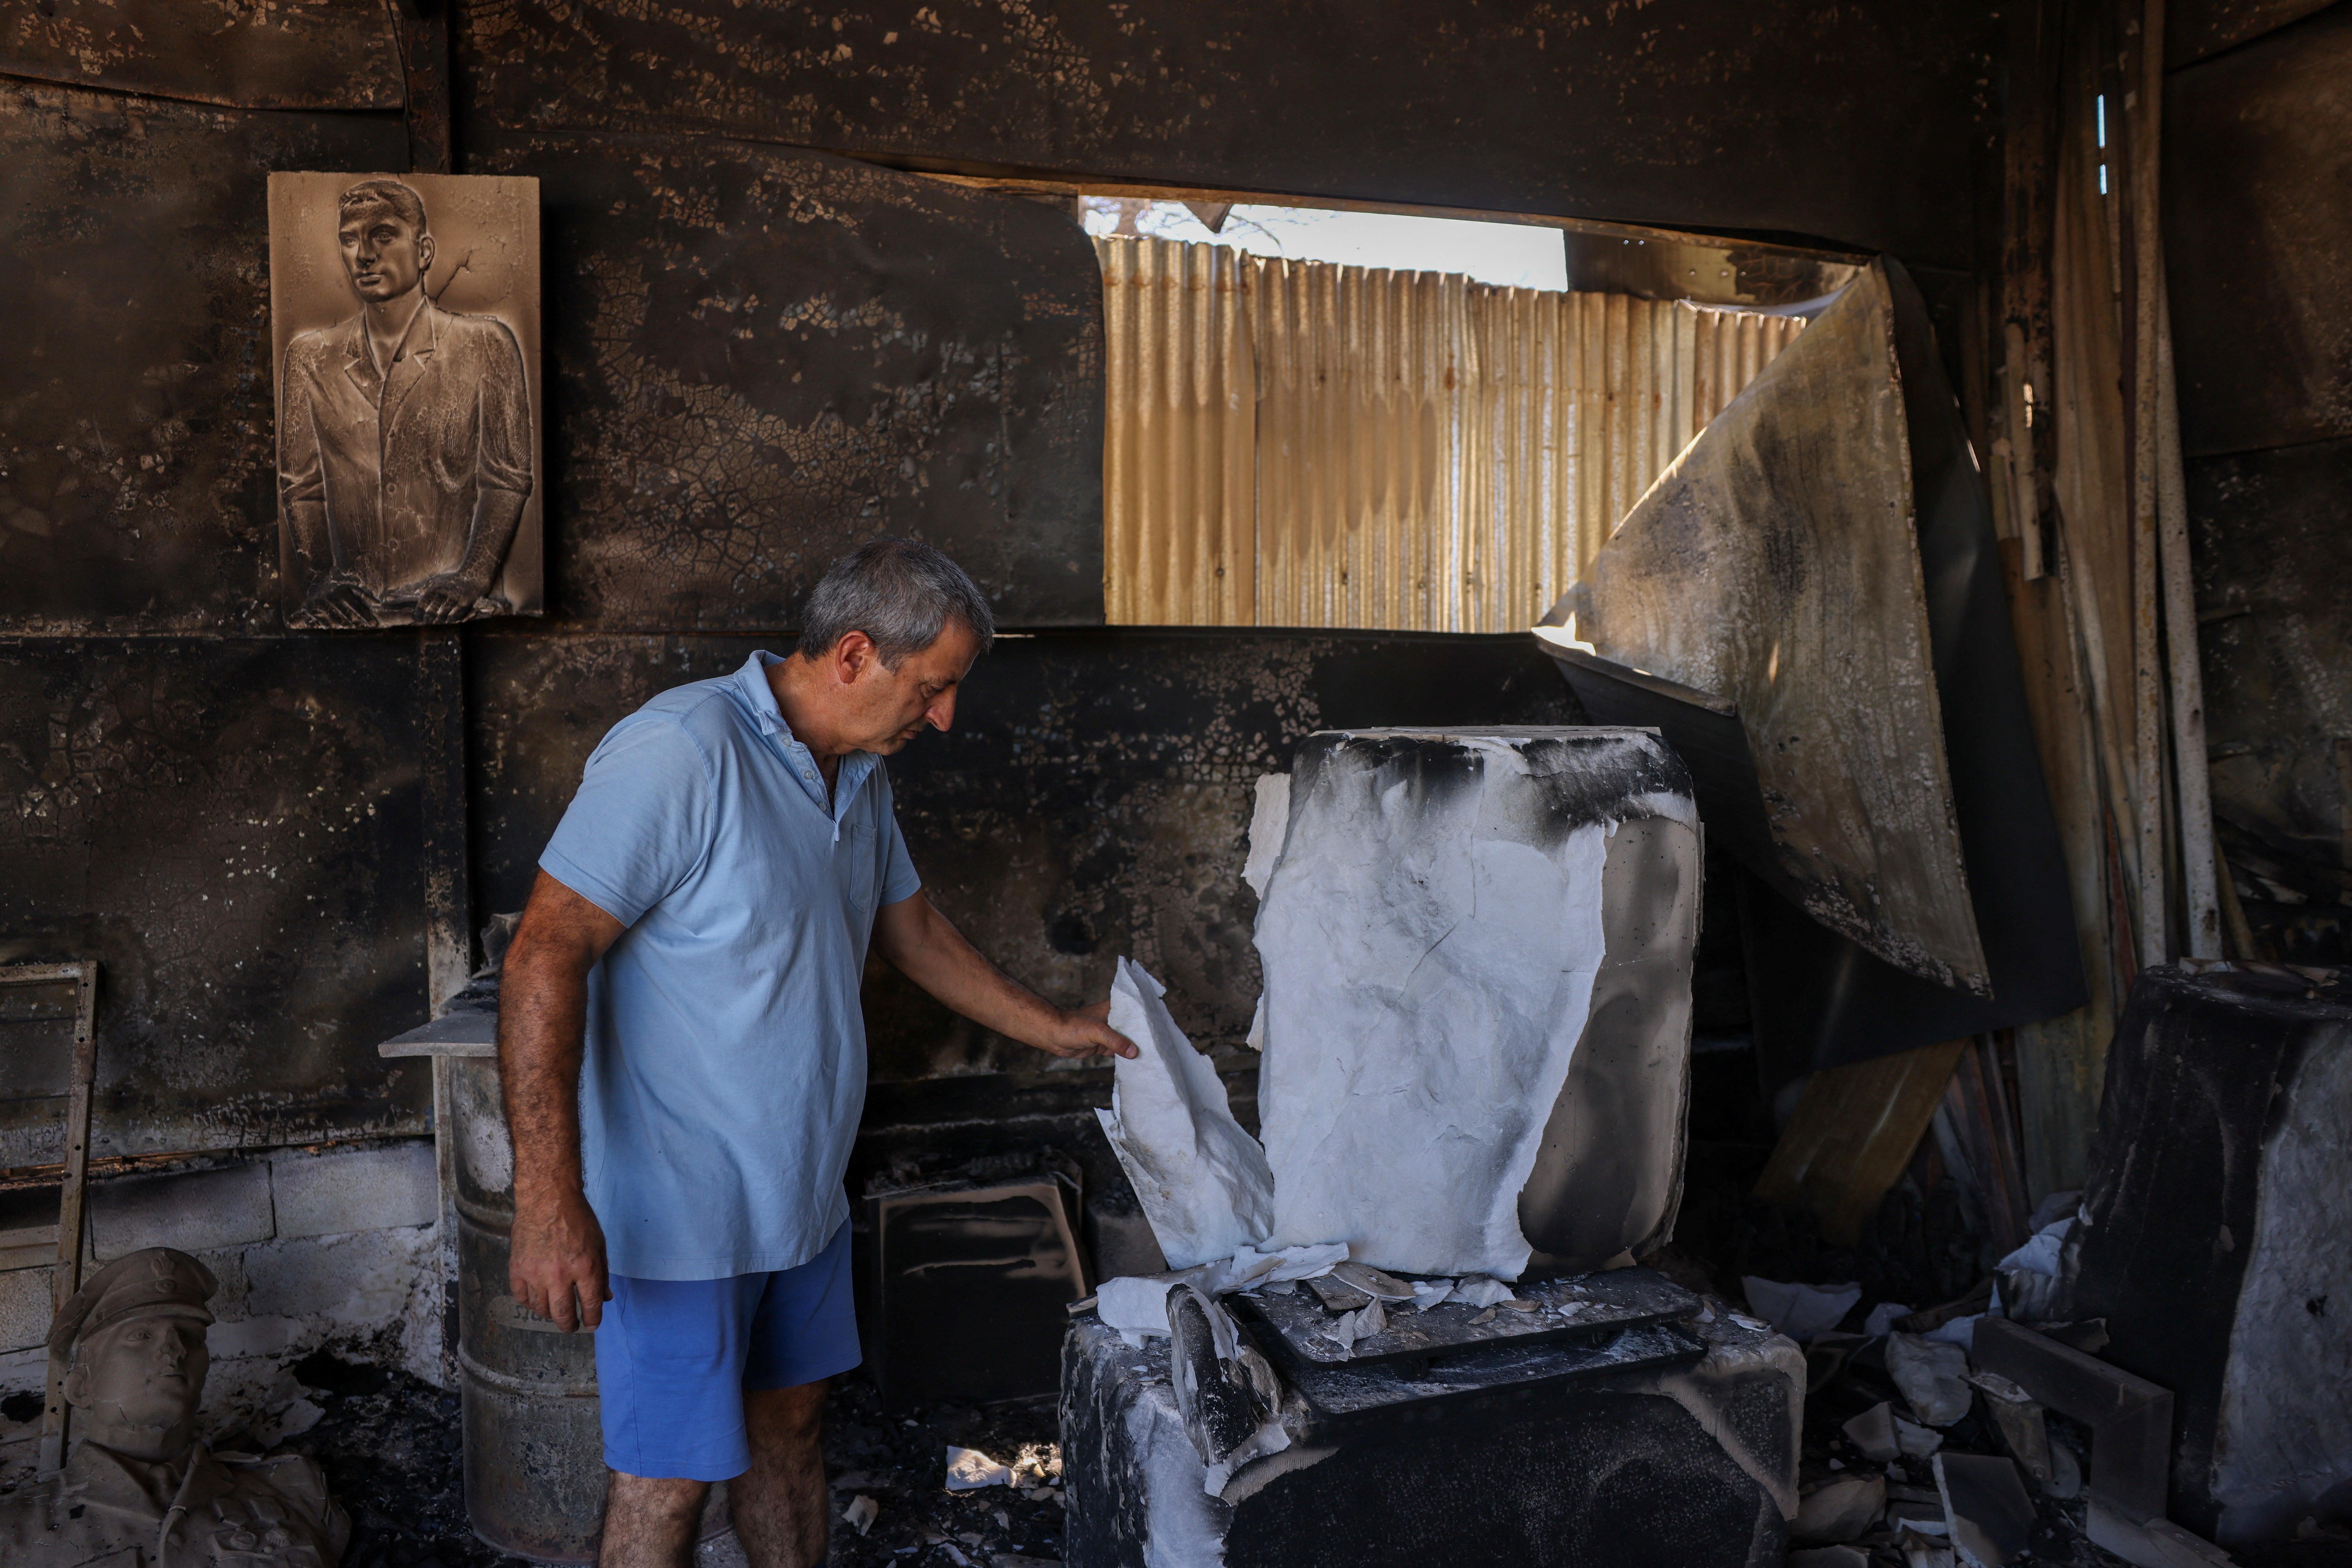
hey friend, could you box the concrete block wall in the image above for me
[0,1137,444,1485]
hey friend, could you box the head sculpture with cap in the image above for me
[52,1247,218,1464]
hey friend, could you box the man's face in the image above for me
[72,1315,209,1433]
[338,204,433,304]
[839,620,984,756]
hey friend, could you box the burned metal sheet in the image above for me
[2165,6,2352,457]
[461,130,1102,629]
[1551,263,2085,1076]
[454,0,1996,265]
[1553,261,1987,994]
[466,629,1580,1085]
[0,82,408,634]
[0,0,403,111]
[0,636,432,1162]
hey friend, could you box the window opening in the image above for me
[1079,197,1569,292]
[1090,197,1825,631]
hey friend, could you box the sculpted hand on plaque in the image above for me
[0,1248,351,1567]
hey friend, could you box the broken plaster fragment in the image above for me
[1097,959,1275,1269]
[1895,1415,1945,1457]
[1410,1278,1459,1311]
[841,1494,877,1535]
[1888,1332,1973,1426]
[1330,1260,1416,1301]
[1324,1297,1387,1352]
[1453,1275,1515,1309]
[1844,1401,1902,1463]
[944,1447,1016,1490]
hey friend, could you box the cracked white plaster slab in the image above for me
[1253,730,1631,1279]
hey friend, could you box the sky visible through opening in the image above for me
[1081,196,1570,292]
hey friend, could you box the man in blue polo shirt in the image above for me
[498,540,1135,1568]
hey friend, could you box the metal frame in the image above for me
[0,961,99,1476]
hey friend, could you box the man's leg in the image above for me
[593,1273,761,1568]
[732,1382,829,1567]
[599,1474,710,1568]
[736,1223,862,1568]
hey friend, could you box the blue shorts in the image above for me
[594,1219,861,1481]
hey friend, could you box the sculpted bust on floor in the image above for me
[0,1247,350,1567]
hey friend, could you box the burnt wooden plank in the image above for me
[463,130,1103,630]
[453,0,1998,265]
[1753,1038,1967,1248]
[0,0,403,111]
[0,82,407,634]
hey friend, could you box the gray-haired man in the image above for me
[500,540,1134,1568]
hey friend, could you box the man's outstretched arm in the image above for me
[872,891,1137,1060]
[499,869,627,1330]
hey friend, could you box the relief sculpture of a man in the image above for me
[279,177,533,628]
[0,1248,350,1566]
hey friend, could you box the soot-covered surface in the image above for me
[266,1357,1068,1568]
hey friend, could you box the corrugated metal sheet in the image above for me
[1100,235,1805,630]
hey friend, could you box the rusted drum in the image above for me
[450,1054,729,1562]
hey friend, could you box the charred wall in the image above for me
[2166,2,2352,962]
[3,0,1992,1156]
[469,629,1580,1092]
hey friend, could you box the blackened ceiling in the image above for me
[454,0,2000,265]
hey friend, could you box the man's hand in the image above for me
[872,892,1138,1060]
[509,1186,611,1332]
[1032,997,1137,1061]
[499,871,628,1332]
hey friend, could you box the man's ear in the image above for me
[835,631,878,684]
[60,1359,87,1410]
[417,231,436,281]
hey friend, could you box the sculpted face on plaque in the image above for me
[0,1248,351,1567]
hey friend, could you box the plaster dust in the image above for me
[1252,730,1629,1280]
[1098,958,1274,1269]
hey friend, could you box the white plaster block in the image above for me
[269,1140,437,1239]
[1255,728,1687,1279]
[0,1268,52,1355]
[90,1162,275,1261]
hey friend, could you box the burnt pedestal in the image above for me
[2070,962,2352,1545]
[1060,1282,1799,1568]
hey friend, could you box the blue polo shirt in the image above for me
[539,651,922,1280]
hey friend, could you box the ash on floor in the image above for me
[239,1355,1062,1568]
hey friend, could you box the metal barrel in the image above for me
[450,1055,729,1562]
